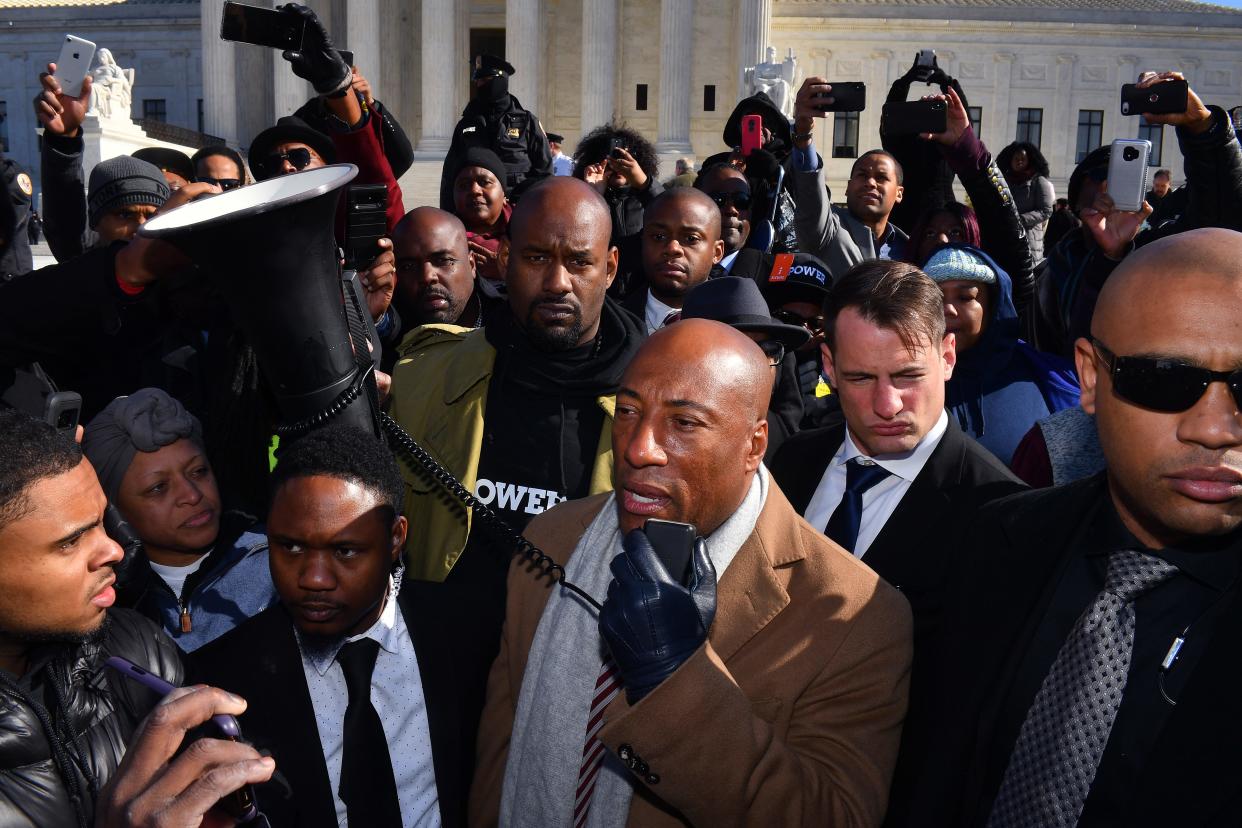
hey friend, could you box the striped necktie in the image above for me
[573,655,623,827]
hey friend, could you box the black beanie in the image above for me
[453,147,509,193]
[87,156,169,228]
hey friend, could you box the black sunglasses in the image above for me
[194,176,242,191]
[773,308,826,334]
[758,339,786,368]
[1093,339,1242,412]
[707,191,753,211]
[260,147,313,173]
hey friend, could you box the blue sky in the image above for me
[1209,0,1242,6]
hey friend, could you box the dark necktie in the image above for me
[986,549,1178,828]
[824,458,892,553]
[662,310,682,327]
[336,638,402,827]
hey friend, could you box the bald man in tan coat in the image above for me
[469,319,913,827]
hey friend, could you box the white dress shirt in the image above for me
[297,580,441,828]
[719,249,740,273]
[552,152,573,177]
[643,289,679,335]
[803,411,949,558]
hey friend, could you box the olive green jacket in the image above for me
[388,324,617,582]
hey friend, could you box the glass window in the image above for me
[1076,110,1104,163]
[0,101,8,153]
[635,84,648,112]
[1138,117,1164,167]
[197,98,204,134]
[142,98,167,123]
[968,106,982,138]
[703,85,716,112]
[832,110,859,159]
[1016,107,1043,149]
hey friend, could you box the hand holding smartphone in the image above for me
[881,99,947,136]
[53,35,95,99]
[220,1,306,51]
[740,114,764,157]
[1106,138,1151,213]
[1121,78,1188,116]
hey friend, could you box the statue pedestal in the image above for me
[78,115,199,182]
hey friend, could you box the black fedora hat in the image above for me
[132,147,195,183]
[681,276,810,351]
[248,116,337,182]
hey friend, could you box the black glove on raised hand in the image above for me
[600,529,717,705]
[279,4,351,96]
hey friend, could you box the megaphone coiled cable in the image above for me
[379,411,604,613]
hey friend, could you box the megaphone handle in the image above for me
[379,412,603,612]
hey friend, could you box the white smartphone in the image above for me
[53,35,96,99]
[1106,138,1151,213]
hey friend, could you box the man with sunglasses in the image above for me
[191,145,247,192]
[694,163,753,269]
[897,227,1242,827]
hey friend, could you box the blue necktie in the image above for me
[824,458,892,553]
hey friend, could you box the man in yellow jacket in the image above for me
[389,176,645,650]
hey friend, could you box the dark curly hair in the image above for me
[572,122,659,181]
[997,141,1051,180]
[270,424,404,516]
[0,408,82,532]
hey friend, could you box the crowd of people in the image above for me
[1,5,1241,826]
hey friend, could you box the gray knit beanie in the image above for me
[87,156,170,229]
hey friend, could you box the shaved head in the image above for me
[645,187,723,240]
[612,319,770,535]
[1077,227,1242,548]
[391,207,477,326]
[642,188,725,306]
[504,177,618,350]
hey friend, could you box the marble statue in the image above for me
[743,46,798,118]
[88,48,135,121]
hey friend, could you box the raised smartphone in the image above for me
[53,35,96,99]
[1106,138,1152,213]
[220,1,305,51]
[741,113,764,157]
[1120,79,1188,116]
[815,82,866,113]
[105,656,259,822]
[881,99,947,136]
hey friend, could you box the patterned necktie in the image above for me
[824,458,892,554]
[662,310,682,327]
[573,654,622,827]
[986,549,1178,828]
[337,638,402,827]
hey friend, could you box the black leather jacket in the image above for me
[0,609,182,827]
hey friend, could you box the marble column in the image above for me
[581,0,617,134]
[990,52,1016,151]
[736,0,771,98]
[1053,53,1078,174]
[506,0,542,110]
[1113,55,1141,141]
[418,0,457,153]
[201,0,238,143]
[656,0,693,154]
[346,0,383,95]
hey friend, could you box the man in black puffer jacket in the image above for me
[0,409,183,827]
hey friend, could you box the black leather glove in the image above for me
[279,4,351,96]
[600,529,717,705]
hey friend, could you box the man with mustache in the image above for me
[470,319,912,826]
[621,187,725,333]
[388,177,644,660]
[190,424,489,827]
[897,228,1242,827]
[387,207,502,361]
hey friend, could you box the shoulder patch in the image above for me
[16,173,32,197]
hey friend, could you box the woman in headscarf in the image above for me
[83,388,275,652]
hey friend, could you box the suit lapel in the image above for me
[781,425,844,516]
[709,482,803,663]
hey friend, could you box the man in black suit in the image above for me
[899,228,1242,827]
[771,259,1024,634]
[191,425,490,827]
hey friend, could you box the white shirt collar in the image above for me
[839,410,949,483]
[720,250,740,272]
[644,289,679,334]
[301,575,401,676]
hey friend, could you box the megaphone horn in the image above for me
[139,164,379,439]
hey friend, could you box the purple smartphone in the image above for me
[105,656,258,821]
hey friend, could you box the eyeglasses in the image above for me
[194,176,242,191]
[260,147,313,174]
[758,339,786,368]
[1093,339,1242,412]
[706,191,753,211]
[773,308,826,335]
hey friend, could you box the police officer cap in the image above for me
[473,54,516,80]
[546,132,565,144]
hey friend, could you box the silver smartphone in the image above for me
[53,35,96,98]
[1106,138,1151,213]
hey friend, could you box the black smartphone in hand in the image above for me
[1120,79,1188,116]
[815,82,866,113]
[220,1,306,51]
[644,519,696,586]
[881,99,948,136]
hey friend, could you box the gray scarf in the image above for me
[500,467,769,827]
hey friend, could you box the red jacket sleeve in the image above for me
[330,106,406,234]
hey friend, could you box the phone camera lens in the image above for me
[1123,146,1140,162]
[73,52,79,59]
